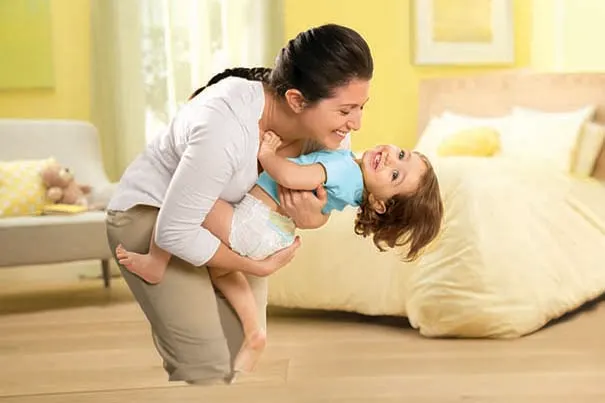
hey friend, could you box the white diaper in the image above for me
[229,194,296,260]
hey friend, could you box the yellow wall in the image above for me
[0,0,91,120]
[284,0,532,151]
[531,0,558,71]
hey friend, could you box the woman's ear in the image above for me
[368,193,386,214]
[284,89,307,113]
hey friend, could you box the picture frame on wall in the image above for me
[411,0,515,66]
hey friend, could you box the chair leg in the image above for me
[101,259,111,288]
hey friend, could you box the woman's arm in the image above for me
[258,132,326,190]
[206,239,300,277]
[155,108,297,275]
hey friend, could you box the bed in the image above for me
[267,71,605,338]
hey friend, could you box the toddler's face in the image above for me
[360,144,427,200]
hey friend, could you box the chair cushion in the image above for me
[0,211,112,266]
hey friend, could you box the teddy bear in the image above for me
[40,161,91,208]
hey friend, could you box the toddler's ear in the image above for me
[368,193,386,214]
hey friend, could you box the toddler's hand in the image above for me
[258,131,282,159]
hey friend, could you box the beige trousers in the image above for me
[105,205,267,384]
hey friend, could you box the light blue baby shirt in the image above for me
[256,149,364,214]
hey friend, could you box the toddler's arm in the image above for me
[258,132,326,190]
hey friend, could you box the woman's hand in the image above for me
[278,185,329,230]
[252,236,302,277]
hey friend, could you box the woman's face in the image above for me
[298,79,370,150]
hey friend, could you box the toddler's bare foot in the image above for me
[115,244,165,284]
[233,328,267,374]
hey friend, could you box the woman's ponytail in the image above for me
[189,67,272,100]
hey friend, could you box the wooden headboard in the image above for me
[417,70,605,180]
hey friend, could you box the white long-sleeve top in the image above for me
[107,77,263,266]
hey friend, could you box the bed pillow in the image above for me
[415,111,510,157]
[437,126,501,157]
[506,105,596,172]
[570,122,605,178]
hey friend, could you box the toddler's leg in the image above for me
[205,198,267,374]
[115,228,171,284]
[204,200,266,372]
[201,198,234,244]
[209,267,266,375]
[114,198,235,285]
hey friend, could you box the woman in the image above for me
[105,23,374,385]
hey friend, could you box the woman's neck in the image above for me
[258,85,304,146]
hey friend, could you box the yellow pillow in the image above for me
[437,127,501,157]
[0,158,55,218]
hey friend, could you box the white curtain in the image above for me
[91,0,283,181]
[532,0,605,72]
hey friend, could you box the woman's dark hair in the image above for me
[189,23,373,103]
[354,153,444,262]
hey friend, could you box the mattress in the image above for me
[267,157,605,338]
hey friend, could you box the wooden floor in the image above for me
[1,262,605,403]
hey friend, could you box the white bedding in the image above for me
[267,157,605,338]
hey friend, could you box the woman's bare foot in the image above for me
[115,244,166,284]
[233,328,267,374]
